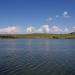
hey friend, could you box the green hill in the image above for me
[70,32,75,34]
[0,33,75,39]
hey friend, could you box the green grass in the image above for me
[0,33,75,39]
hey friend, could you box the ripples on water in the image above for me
[0,39,75,75]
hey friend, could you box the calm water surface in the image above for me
[0,39,75,75]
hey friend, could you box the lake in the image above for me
[0,39,75,75]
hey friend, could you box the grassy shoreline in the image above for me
[0,33,75,39]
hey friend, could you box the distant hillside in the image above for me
[70,32,75,34]
[0,33,75,39]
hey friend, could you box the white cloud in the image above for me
[26,26,35,33]
[63,28,70,33]
[71,26,75,32]
[0,26,19,34]
[0,25,75,34]
[25,25,75,34]
[50,26,63,34]
[42,25,50,33]
[36,25,50,33]
[37,28,43,33]
[63,11,71,19]
[25,25,50,33]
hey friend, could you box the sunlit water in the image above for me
[0,39,75,75]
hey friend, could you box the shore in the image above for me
[0,33,75,39]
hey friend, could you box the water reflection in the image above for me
[0,39,75,75]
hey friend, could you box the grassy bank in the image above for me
[0,33,75,39]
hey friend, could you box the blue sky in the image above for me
[0,0,75,34]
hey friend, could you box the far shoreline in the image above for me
[0,33,75,39]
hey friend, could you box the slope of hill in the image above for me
[0,33,75,39]
[70,32,75,34]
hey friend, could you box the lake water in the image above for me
[0,39,75,75]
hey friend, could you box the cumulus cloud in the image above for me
[63,11,71,19]
[0,25,74,34]
[41,25,50,33]
[55,11,71,19]
[26,26,35,33]
[0,26,19,34]
[63,28,70,33]
[49,26,62,34]
[71,26,75,32]
[25,25,73,34]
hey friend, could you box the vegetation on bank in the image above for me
[0,32,75,39]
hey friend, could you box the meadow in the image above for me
[0,32,75,39]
